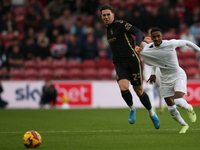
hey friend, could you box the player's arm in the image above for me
[175,40,200,51]
[147,66,157,84]
[120,21,144,47]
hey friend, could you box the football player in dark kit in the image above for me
[100,4,160,129]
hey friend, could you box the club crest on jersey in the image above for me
[125,23,132,31]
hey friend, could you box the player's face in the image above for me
[101,9,114,25]
[151,31,162,46]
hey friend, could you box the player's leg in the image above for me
[118,79,136,124]
[155,67,164,113]
[133,85,160,129]
[174,92,196,123]
[114,62,136,124]
[173,77,196,122]
[143,64,155,110]
[145,83,155,110]
[165,97,189,133]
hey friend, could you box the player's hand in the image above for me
[135,45,143,53]
[143,37,153,44]
[147,75,156,84]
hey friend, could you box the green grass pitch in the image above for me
[0,107,200,150]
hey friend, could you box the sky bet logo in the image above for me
[15,85,40,101]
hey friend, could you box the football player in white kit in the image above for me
[138,27,197,133]
[142,29,164,113]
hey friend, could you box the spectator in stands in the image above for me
[0,0,12,16]
[186,6,200,27]
[1,12,19,36]
[21,38,36,60]
[93,21,104,39]
[22,27,37,45]
[40,80,57,108]
[115,9,128,21]
[82,0,99,15]
[36,40,52,62]
[47,0,64,18]
[50,35,67,61]
[39,8,53,32]
[175,0,188,19]
[158,0,171,17]
[7,38,20,55]
[8,45,24,69]
[146,8,163,31]
[58,8,76,33]
[70,17,86,40]
[0,40,7,69]
[66,34,82,62]
[37,30,49,47]
[131,1,147,17]
[82,31,99,61]
[130,10,146,32]
[0,83,8,108]
[24,6,40,31]
[115,0,131,22]
[47,19,66,40]
[165,7,180,33]
[189,19,200,40]
[180,26,197,52]
[91,9,104,27]
[25,0,43,15]
[185,0,199,14]
[0,67,10,80]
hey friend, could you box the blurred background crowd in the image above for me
[0,0,200,81]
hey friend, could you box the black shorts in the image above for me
[114,56,143,86]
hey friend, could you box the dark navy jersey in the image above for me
[106,19,144,62]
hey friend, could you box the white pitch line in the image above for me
[1,128,200,134]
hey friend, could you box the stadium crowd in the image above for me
[0,0,200,80]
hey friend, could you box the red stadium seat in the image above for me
[184,58,199,69]
[83,68,97,80]
[96,59,111,69]
[52,60,67,69]
[9,69,24,80]
[82,60,96,69]
[53,68,68,80]
[182,51,196,59]
[37,60,52,69]
[24,69,38,80]
[185,67,200,78]
[68,68,83,80]
[67,60,82,69]
[178,58,186,69]
[39,68,53,80]
[97,68,112,80]
[24,60,37,69]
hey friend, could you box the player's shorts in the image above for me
[160,72,187,98]
[113,57,143,86]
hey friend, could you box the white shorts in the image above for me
[160,78,187,98]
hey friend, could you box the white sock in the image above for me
[148,108,155,116]
[174,98,191,111]
[168,105,187,126]
[130,105,136,111]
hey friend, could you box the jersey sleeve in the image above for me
[175,40,200,51]
[119,20,144,46]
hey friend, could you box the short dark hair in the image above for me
[100,4,114,14]
[151,27,162,34]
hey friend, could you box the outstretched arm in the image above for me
[176,40,200,51]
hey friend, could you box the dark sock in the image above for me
[139,92,152,110]
[121,89,133,107]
